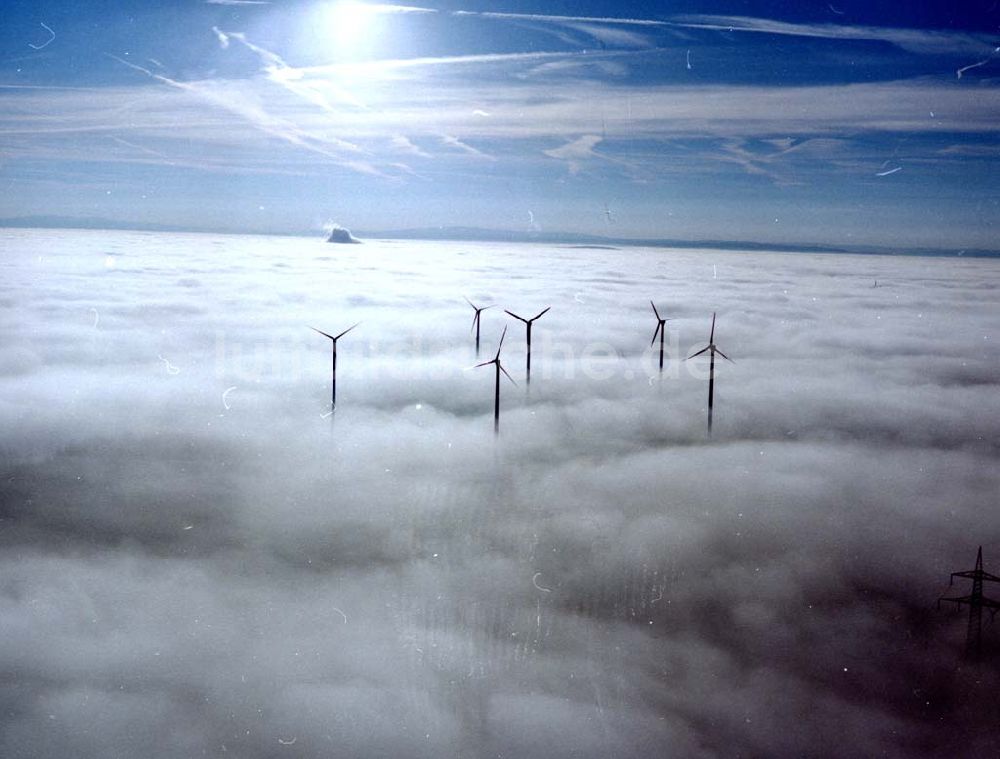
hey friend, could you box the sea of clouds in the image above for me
[1,228,998,758]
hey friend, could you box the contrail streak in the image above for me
[107,54,378,174]
[295,49,584,77]
[453,11,667,26]
[216,29,368,109]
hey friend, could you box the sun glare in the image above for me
[326,1,379,49]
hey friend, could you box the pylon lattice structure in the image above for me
[938,546,1000,659]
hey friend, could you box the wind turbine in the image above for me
[504,306,550,384]
[465,297,493,355]
[476,326,516,434]
[311,323,359,411]
[686,312,733,435]
[649,301,671,372]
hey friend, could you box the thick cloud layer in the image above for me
[1,228,999,757]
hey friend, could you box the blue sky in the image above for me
[1,0,998,247]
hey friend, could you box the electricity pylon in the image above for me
[938,546,1000,659]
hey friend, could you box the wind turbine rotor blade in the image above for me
[716,348,734,363]
[335,322,360,340]
[474,359,495,368]
[504,309,527,323]
[709,312,716,343]
[496,325,508,357]
[650,300,660,320]
[464,296,475,309]
[310,326,336,340]
[471,312,479,334]
[499,363,517,385]
[650,323,663,346]
[532,306,551,321]
[686,345,710,360]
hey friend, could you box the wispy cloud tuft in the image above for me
[440,135,495,160]
[521,58,630,79]
[211,26,230,49]
[390,135,430,157]
[543,134,602,173]
[561,23,652,48]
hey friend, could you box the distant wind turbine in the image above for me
[465,297,493,356]
[686,312,733,435]
[476,326,516,434]
[311,323,359,411]
[649,301,671,372]
[504,306,550,384]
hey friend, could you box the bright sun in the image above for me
[326,1,379,48]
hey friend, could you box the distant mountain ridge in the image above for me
[0,215,225,235]
[1,216,997,258]
[355,226,1000,258]
[356,226,857,254]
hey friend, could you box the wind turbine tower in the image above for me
[465,297,493,356]
[686,312,733,435]
[476,326,516,434]
[504,307,550,384]
[311,323,359,411]
[649,301,670,372]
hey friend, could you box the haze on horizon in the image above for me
[1,0,999,249]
